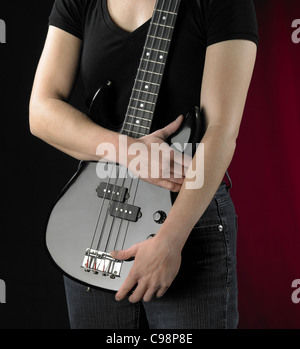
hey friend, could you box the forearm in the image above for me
[156,125,237,251]
[29,97,120,161]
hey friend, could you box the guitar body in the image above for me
[45,83,205,291]
[46,162,169,291]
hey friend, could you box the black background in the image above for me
[0,1,82,329]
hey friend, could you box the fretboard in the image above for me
[121,0,181,138]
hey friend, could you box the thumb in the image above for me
[110,244,138,261]
[155,115,184,140]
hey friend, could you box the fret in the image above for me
[148,35,171,42]
[131,90,156,104]
[144,36,169,52]
[152,12,176,28]
[129,106,153,114]
[147,25,173,39]
[134,80,159,95]
[137,70,161,86]
[144,47,168,54]
[136,71,161,86]
[140,59,165,74]
[135,80,160,96]
[141,58,164,65]
[152,22,174,29]
[126,114,152,123]
[122,128,146,137]
[124,121,150,130]
[133,88,158,97]
[127,108,154,119]
[135,79,160,87]
[155,9,177,15]
[139,69,162,76]
[131,97,156,106]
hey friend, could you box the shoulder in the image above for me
[49,0,91,39]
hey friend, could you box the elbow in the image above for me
[29,98,45,138]
[206,123,240,145]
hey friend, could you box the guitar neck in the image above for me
[121,0,182,138]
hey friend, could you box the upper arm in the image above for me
[30,26,82,106]
[200,40,257,138]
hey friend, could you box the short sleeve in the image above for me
[48,0,86,39]
[205,0,259,47]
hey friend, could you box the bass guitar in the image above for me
[45,0,205,291]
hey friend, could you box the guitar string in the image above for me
[97,0,167,256]
[116,0,181,268]
[85,1,164,263]
[86,0,179,273]
[107,0,180,275]
[111,0,170,253]
[85,1,161,269]
[109,0,179,278]
[86,164,120,269]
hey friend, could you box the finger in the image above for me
[154,115,184,140]
[156,179,182,192]
[143,286,160,303]
[156,286,169,299]
[128,282,148,304]
[115,275,138,301]
[166,175,184,185]
[170,150,192,177]
[110,244,138,261]
[168,162,186,179]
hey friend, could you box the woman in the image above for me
[29,0,258,329]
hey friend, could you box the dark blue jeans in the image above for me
[63,182,238,329]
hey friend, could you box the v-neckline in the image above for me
[103,0,152,38]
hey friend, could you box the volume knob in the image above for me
[153,211,167,224]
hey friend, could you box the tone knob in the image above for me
[153,211,167,224]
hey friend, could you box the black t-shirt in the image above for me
[49,0,258,131]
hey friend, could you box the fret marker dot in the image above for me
[146,52,150,56]
[162,16,167,20]
[136,120,140,124]
[140,103,144,108]
[145,85,149,89]
[159,55,164,59]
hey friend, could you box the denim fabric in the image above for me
[63,182,238,329]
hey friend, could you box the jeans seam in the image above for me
[215,197,231,330]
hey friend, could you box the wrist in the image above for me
[155,222,190,254]
[96,131,135,165]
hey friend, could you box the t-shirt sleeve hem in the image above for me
[48,20,83,40]
[207,32,259,47]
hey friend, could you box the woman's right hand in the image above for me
[123,115,192,192]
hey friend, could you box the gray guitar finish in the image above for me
[46,161,173,291]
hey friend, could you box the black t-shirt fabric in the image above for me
[49,0,259,131]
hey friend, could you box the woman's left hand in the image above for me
[110,234,182,303]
